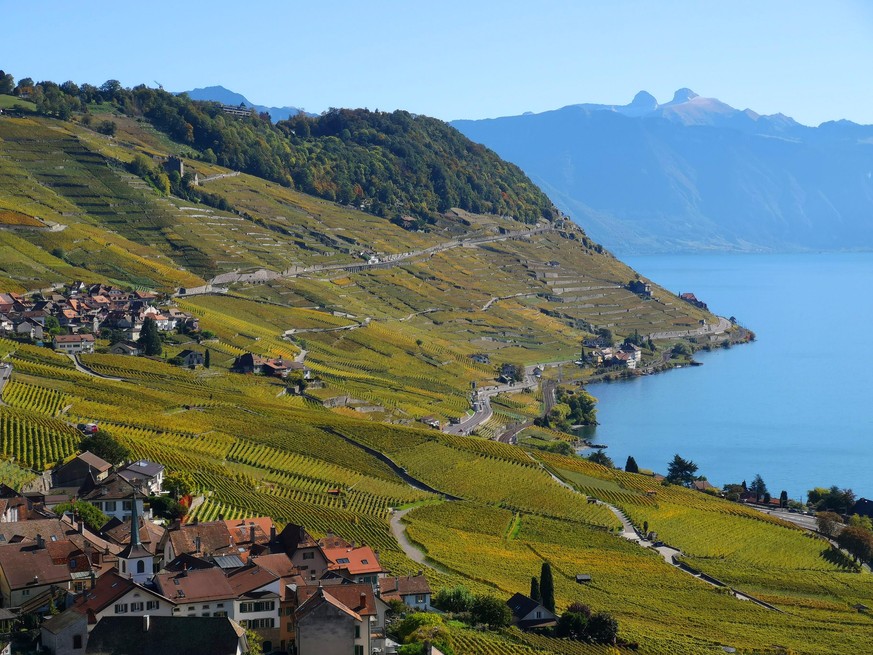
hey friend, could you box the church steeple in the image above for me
[118,486,153,584]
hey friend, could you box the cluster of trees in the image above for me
[808,486,856,513]
[555,602,619,644]
[530,562,555,611]
[431,586,511,628]
[536,386,597,431]
[817,512,873,564]
[79,430,130,465]
[393,612,455,655]
[5,73,557,226]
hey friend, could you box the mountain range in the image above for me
[452,90,873,254]
[179,85,312,122]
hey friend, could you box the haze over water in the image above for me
[591,253,873,501]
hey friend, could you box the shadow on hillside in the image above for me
[821,546,858,570]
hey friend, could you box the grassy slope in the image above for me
[2,113,860,654]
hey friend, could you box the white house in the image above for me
[379,574,432,611]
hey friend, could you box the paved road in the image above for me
[444,373,537,436]
[0,362,12,404]
[649,316,732,340]
[751,506,819,531]
[69,355,123,381]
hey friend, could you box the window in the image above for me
[536,611,542,618]
[302,551,314,560]
[146,601,159,610]
[201,613,210,617]
[69,558,77,568]
[336,557,350,564]
[355,626,360,638]
[416,594,426,604]
[214,611,228,617]
[240,600,275,613]
[355,646,364,655]
[130,602,144,612]
[114,603,128,614]
[187,606,195,611]
[74,581,87,592]
[202,605,210,609]
[240,618,274,629]
[21,590,29,597]
[121,561,126,573]
[104,501,117,512]
[137,560,145,574]
[361,559,369,565]
[123,501,132,511]
[217,603,224,608]
[73,635,82,649]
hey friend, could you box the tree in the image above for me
[97,120,117,136]
[0,70,13,95]
[432,585,472,613]
[540,562,555,613]
[556,610,588,640]
[671,342,692,357]
[816,511,843,538]
[625,455,639,474]
[587,450,614,468]
[848,514,873,531]
[470,594,511,628]
[750,474,768,502]
[149,495,188,520]
[137,317,162,356]
[530,576,540,602]
[54,500,109,531]
[779,490,789,508]
[164,470,196,499]
[666,454,698,486]
[243,626,263,655]
[586,611,619,644]
[204,349,211,369]
[79,430,130,465]
[836,526,873,564]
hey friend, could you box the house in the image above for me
[506,592,558,630]
[108,341,140,356]
[15,319,43,341]
[619,343,642,363]
[679,292,708,310]
[227,564,281,650]
[378,574,432,611]
[68,571,173,628]
[0,485,29,523]
[470,353,490,365]
[322,545,385,585]
[41,607,89,655]
[691,480,718,493]
[295,584,381,655]
[52,334,95,355]
[575,574,592,584]
[80,475,148,523]
[851,498,873,518]
[174,349,204,368]
[51,453,112,491]
[83,616,247,655]
[161,519,236,562]
[153,568,236,618]
[249,553,305,652]
[274,524,328,582]
[117,460,164,495]
[0,537,87,608]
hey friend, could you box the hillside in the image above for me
[452,90,873,254]
[5,84,870,654]
[180,84,311,121]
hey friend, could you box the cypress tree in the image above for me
[204,349,211,369]
[540,562,555,612]
[530,576,540,602]
[138,316,162,356]
[625,455,639,473]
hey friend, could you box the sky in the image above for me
[3,1,873,126]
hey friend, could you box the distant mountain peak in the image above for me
[667,88,699,105]
[630,91,658,110]
[177,85,313,122]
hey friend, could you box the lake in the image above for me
[590,252,873,501]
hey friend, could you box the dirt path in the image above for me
[389,508,450,572]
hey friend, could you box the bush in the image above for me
[470,594,511,628]
[433,585,472,613]
[54,500,108,531]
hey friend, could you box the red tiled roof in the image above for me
[154,568,235,603]
[226,564,278,596]
[322,545,383,575]
[297,583,376,617]
[379,574,431,598]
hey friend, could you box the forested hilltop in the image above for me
[4,74,556,227]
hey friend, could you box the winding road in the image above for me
[0,362,12,404]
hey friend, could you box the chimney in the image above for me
[270,525,277,542]
[360,592,366,609]
[194,536,201,554]
[78,520,85,535]
[36,533,45,549]
[249,523,256,544]
[142,615,150,632]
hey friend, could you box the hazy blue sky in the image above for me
[3,1,873,125]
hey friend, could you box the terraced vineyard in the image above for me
[0,107,867,654]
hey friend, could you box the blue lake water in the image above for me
[590,253,873,501]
